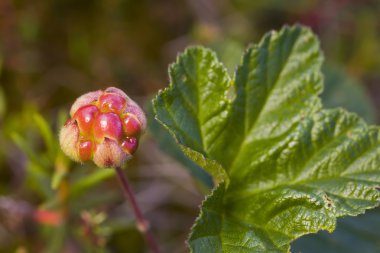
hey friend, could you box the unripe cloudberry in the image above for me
[59,87,146,168]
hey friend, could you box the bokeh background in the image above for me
[0,0,380,252]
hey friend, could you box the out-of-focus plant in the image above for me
[2,103,120,252]
[0,88,4,120]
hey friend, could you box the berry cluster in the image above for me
[60,87,146,168]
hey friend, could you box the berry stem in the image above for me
[114,166,160,253]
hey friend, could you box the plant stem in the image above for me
[114,166,160,253]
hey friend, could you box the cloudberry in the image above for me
[59,87,146,168]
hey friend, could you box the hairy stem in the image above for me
[114,166,160,253]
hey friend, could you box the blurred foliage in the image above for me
[321,64,376,123]
[0,88,4,119]
[0,0,379,252]
[292,207,380,253]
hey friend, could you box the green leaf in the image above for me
[51,168,67,190]
[26,162,54,199]
[10,131,50,170]
[70,169,115,199]
[153,25,380,252]
[0,86,5,119]
[43,224,66,253]
[33,112,59,160]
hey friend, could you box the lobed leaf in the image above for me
[153,25,380,252]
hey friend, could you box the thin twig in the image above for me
[114,166,160,253]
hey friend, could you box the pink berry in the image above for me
[122,114,141,136]
[74,105,99,136]
[93,112,123,141]
[99,93,126,113]
[70,90,102,117]
[79,140,93,161]
[123,101,146,131]
[60,87,146,168]
[121,137,139,154]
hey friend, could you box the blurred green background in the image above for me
[0,0,380,252]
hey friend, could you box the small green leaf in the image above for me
[51,169,67,190]
[153,25,380,252]
[0,86,5,119]
[10,132,50,169]
[26,162,54,198]
[70,169,115,199]
[43,225,66,253]
[33,112,57,159]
